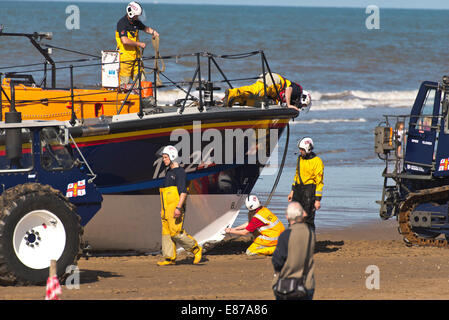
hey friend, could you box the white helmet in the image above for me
[297,137,314,154]
[161,145,178,161]
[300,90,312,109]
[127,1,142,19]
[245,195,261,211]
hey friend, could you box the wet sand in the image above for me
[2,219,449,300]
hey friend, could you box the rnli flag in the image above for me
[66,180,86,198]
[438,158,449,172]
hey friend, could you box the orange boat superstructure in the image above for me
[1,78,142,121]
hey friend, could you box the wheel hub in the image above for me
[13,210,66,270]
[24,230,41,247]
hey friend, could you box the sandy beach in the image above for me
[2,218,449,300]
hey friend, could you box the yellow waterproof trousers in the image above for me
[245,241,277,256]
[160,186,199,261]
[116,29,146,86]
[119,55,146,86]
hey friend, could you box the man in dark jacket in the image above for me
[272,201,315,300]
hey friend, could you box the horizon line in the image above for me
[3,0,449,10]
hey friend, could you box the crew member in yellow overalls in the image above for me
[225,195,285,256]
[223,73,312,111]
[158,145,203,266]
[288,137,324,231]
[115,2,159,87]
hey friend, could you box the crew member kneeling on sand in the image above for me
[223,73,311,111]
[158,145,202,266]
[225,195,285,256]
[288,137,324,231]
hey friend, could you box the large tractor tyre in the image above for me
[0,183,83,285]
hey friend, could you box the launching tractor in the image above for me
[375,76,449,247]
[0,87,102,285]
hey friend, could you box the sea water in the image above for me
[1,2,447,230]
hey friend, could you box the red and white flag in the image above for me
[66,179,86,198]
[45,276,62,300]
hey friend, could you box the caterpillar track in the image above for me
[398,185,449,248]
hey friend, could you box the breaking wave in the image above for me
[155,89,418,110]
[310,89,418,110]
[291,118,366,125]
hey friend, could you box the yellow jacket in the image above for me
[292,153,324,200]
[253,207,285,246]
[257,73,291,102]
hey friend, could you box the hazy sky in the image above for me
[17,0,449,10]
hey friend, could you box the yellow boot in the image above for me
[193,246,203,264]
[157,259,175,266]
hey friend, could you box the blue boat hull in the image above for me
[69,107,295,251]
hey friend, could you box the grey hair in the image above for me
[286,201,305,223]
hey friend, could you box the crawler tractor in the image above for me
[375,76,449,247]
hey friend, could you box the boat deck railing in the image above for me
[0,31,286,125]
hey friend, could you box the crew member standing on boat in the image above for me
[225,194,285,256]
[115,1,159,87]
[158,145,203,266]
[288,137,324,231]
